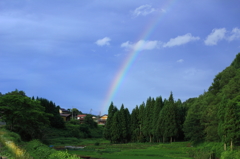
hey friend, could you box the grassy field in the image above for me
[56,139,193,159]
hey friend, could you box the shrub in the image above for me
[24,140,79,159]
[3,131,21,144]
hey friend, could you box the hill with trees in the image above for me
[104,53,240,152]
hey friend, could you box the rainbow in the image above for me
[101,0,177,113]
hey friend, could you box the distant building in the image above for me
[77,114,107,124]
[77,114,86,124]
[59,108,71,121]
[98,114,108,125]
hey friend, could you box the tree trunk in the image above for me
[163,136,164,143]
[230,139,233,151]
[224,135,226,151]
[150,135,152,143]
[170,137,172,143]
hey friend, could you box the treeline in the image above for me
[104,93,186,143]
[0,90,101,141]
[104,53,240,151]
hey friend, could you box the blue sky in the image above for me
[1,0,240,114]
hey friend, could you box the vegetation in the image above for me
[103,53,240,158]
[0,53,240,158]
[65,140,193,159]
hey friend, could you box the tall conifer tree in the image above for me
[152,96,163,142]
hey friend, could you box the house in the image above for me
[98,114,108,125]
[59,108,71,121]
[59,108,69,114]
[77,114,100,124]
[77,114,86,124]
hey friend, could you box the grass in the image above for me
[58,140,193,159]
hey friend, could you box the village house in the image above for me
[77,114,108,125]
[98,114,108,125]
[77,114,86,124]
[59,108,71,121]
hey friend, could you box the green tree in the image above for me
[218,96,228,150]
[84,114,97,128]
[152,96,163,142]
[70,108,82,119]
[138,102,145,142]
[222,95,240,151]
[131,106,140,142]
[143,97,155,142]
[163,92,178,142]
[0,90,52,140]
[124,107,131,142]
[156,99,168,143]
[111,111,121,143]
[183,96,205,142]
[37,98,65,129]
[104,102,118,142]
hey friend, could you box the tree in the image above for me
[138,102,145,141]
[222,95,240,151]
[37,98,65,129]
[152,96,163,142]
[104,102,118,142]
[218,96,229,150]
[123,106,131,143]
[183,96,205,142]
[175,99,185,141]
[70,108,82,119]
[131,106,140,142]
[84,114,97,128]
[156,99,167,143]
[143,97,155,142]
[111,111,121,143]
[0,90,52,140]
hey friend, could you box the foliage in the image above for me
[0,128,31,159]
[37,97,65,129]
[69,108,82,119]
[66,141,192,159]
[0,90,52,141]
[24,139,78,159]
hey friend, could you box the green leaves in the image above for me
[0,91,51,140]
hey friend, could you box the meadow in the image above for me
[55,138,194,159]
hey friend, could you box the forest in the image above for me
[104,53,240,147]
[0,53,240,158]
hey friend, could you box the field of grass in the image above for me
[57,139,193,159]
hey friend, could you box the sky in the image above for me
[1,0,240,115]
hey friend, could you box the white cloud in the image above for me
[177,59,184,63]
[95,37,111,46]
[204,28,226,45]
[121,40,160,51]
[132,4,156,17]
[163,33,200,47]
[227,27,240,41]
[121,41,131,48]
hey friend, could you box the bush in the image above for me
[48,150,78,159]
[3,131,21,144]
[24,139,79,159]
[184,142,223,159]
